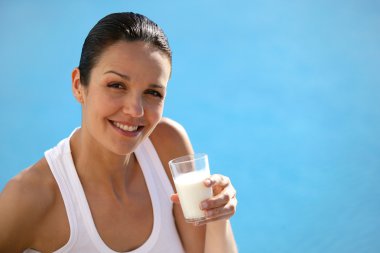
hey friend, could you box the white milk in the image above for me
[174,170,213,221]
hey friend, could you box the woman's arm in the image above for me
[198,174,238,253]
[151,117,238,253]
[171,174,238,253]
[205,220,238,253]
[0,160,56,252]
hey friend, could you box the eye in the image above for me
[107,82,125,89]
[146,89,163,98]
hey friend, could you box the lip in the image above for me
[109,120,144,138]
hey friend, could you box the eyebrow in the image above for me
[104,70,165,89]
[104,70,130,80]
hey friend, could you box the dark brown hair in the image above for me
[78,12,172,86]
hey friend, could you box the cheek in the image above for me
[144,102,164,121]
[85,94,119,119]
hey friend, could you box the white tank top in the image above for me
[24,131,185,253]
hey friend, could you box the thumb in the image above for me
[170,193,180,204]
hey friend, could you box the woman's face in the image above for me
[74,40,171,155]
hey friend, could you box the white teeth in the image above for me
[113,122,139,132]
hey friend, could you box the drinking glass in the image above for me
[169,153,213,223]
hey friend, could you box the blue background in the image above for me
[1,1,380,252]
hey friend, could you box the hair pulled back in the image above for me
[78,12,172,86]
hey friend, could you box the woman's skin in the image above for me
[0,40,237,253]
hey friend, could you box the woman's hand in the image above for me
[171,174,237,226]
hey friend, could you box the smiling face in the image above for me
[72,40,171,155]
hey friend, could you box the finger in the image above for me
[170,194,180,204]
[205,174,231,196]
[205,197,237,218]
[195,198,237,226]
[205,174,230,188]
[201,193,230,210]
[201,185,236,210]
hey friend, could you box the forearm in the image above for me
[204,220,238,253]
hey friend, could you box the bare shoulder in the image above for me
[150,117,194,161]
[0,158,58,251]
[149,117,194,188]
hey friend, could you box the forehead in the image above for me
[92,40,171,84]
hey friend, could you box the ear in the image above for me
[72,68,85,104]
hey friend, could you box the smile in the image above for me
[112,121,140,132]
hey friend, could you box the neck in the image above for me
[69,128,137,190]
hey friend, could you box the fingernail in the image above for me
[204,178,212,186]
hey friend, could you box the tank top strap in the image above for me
[134,138,185,253]
[134,138,174,198]
[43,134,79,252]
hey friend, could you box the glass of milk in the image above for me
[169,153,213,223]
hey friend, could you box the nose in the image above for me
[122,93,144,118]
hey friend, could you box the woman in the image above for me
[0,12,237,253]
